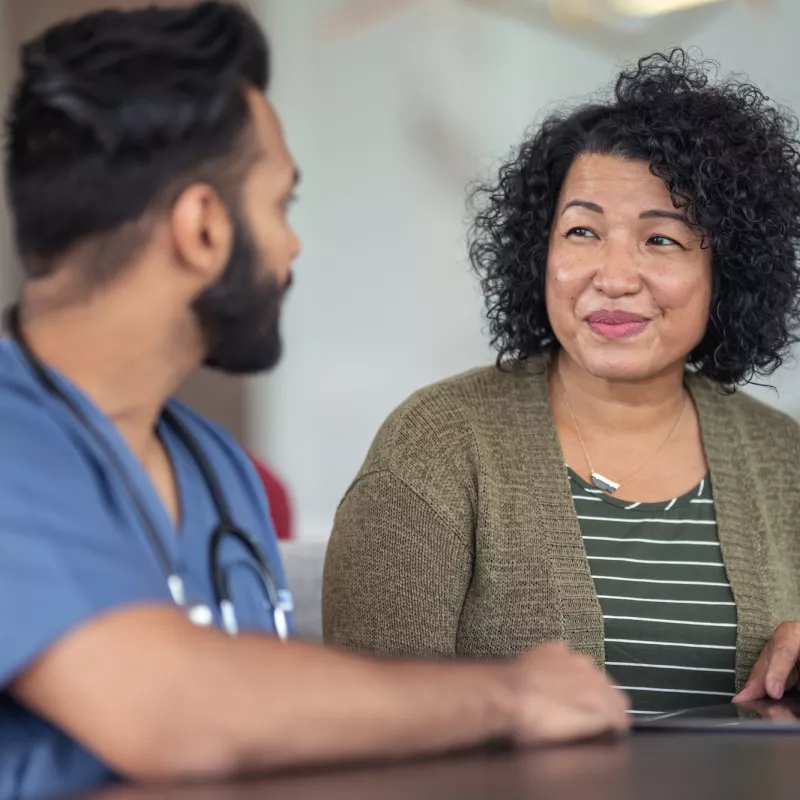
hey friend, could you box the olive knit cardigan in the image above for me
[322,358,800,690]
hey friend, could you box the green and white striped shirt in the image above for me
[569,469,738,715]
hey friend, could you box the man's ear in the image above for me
[169,183,233,285]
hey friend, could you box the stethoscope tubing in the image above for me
[6,306,288,640]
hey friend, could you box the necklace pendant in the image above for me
[591,472,620,494]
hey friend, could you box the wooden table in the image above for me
[81,732,800,800]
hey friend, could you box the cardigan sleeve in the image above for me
[323,469,473,656]
[322,383,479,656]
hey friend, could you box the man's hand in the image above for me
[733,622,800,702]
[504,641,630,744]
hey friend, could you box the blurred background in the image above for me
[0,0,798,540]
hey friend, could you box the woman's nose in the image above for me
[592,239,643,297]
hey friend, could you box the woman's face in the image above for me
[546,154,712,382]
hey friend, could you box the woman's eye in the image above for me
[648,234,682,248]
[566,227,596,239]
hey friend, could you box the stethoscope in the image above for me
[7,306,291,641]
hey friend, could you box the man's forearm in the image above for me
[220,636,511,770]
[164,630,512,778]
[13,607,512,781]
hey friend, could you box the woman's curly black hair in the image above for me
[469,49,800,388]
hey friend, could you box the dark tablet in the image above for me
[633,698,800,732]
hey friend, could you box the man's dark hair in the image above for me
[5,1,269,280]
[469,49,800,388]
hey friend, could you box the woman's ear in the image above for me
[169,183,233,286]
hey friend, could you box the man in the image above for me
[0,3,628,798]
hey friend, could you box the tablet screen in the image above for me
[633,698,800,731]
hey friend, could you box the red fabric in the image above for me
[248,452,293,540]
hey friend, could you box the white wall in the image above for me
[249,0,800,539]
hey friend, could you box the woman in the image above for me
[322,50,800,716]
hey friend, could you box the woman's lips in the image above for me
[586,310,649,339]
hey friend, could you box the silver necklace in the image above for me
[556,369,687,495]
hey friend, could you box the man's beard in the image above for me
[192,213,291,375]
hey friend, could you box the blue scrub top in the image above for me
[0,339,291,800]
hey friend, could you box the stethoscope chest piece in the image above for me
[187,602,214,628]
[170,573,214,628]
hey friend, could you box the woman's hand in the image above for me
[733,622,800,702]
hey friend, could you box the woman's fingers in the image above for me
[763,624,800,699]
[734,623,800,703]
[733,646,771,702]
